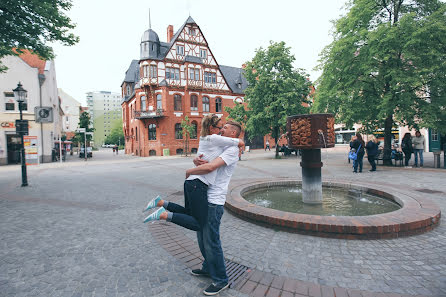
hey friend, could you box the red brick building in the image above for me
[121,16,250,156]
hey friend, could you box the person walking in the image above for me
[412,131,425,167]
[401,132,413,167]
[350,132,365,173]
[348,135,356,164]
[366,135,379,171]
[265,139,270,151]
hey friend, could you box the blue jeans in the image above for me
[413,149,423,166]
[353,152,364,172]
[165,179,208,231]
[197,203,228,286]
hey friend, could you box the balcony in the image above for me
[134,109,164,119]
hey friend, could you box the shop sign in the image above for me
[1,122,14,128]
[24,136,38,165]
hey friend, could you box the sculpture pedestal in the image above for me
[300,149,322,204]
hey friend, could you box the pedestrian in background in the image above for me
[348,135,356,164]
[350,133,365,173]
[265,139,270,151]
[412,131,425,167]
[366,135,379,172]
[401,132,413,167]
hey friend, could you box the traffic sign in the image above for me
[35,107,54,123]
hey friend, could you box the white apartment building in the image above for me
[58,88,81,133]
[86,91,122,146]
[0,51,63,165]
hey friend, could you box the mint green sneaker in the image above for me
[143,195,161,212]
[143,207,166,223]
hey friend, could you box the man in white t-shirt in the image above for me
[185,121,242,296]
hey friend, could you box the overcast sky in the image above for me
[51,0,348,106]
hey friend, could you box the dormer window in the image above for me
[176,45,184,56]
[200,49,207,59]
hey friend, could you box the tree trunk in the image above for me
[275,136,279,158]
[383,114,393,166]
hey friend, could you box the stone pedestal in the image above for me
[301,149,322,204]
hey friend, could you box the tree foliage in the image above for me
[226,41,311,158]
[72,112,94,145]
[181,116,196,156]
[0,0,79,72]
[313,0,446,159]
[104,119,124,146]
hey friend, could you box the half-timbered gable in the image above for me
[121,16,249,157]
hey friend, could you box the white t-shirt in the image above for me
[187,134,239,185]
[207,146,239,205]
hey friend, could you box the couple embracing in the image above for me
[143,114,244,295]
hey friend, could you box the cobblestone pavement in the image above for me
[0,148,445,296]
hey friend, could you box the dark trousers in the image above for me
[367,155,376,171]
[197,203,228,287]
[403,151,411,166]
[353,152,364,172]
[166,179,208,231]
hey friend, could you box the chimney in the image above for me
[167,25,174,42]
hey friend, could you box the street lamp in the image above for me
[13,82,28,187]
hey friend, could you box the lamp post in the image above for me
[13,82,28,187]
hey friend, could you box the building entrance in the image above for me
[7,134,22,164]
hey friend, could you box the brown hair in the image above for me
[355,132,365,147]
[227,121,242,137]
[200,114,221,137]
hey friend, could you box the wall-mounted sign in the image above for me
[1,122,14,128]
[35,106,54,123]
[15,120,29,135]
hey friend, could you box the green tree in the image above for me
[226,41,311,158]
[0,0,79,72]
[72,111,94,146]
[104,119,124,147]
[313,0,446,163]
[181,116,196,156]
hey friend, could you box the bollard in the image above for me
[433,151,441,168]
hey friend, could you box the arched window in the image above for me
[190,95,198,111]
[202,96,210,112]
[135,127,138,141]
[149,150,157,156]
[141,96,146,111]
[175,123,183,139]
[174,94,182,111]
[148,124,156,140]
[215,97,222,112]
[176,148,184,155]
[191,121,198,139]
[156,94,162,110]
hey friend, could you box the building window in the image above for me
[176,148,184,155]
[143,66,148,78]
[204,72,216,83]
[190,95,198,111]
[126,85,131,95]
[150,65,157,78]
[148,124,156,140]
[166,67,180,80]
[189,68,200,81]
[149,150,157,156]
[215,97,222,112]
[175,123,183,139]
[191,121,198,139]
[174,94,182,111]
[176,45,184,56]
[20,102,27,111]
[141,96,146,111]
[202,96,210,112]
[200,49,207,59]
[156,94,162,110]
[136,127,138,141]
[432,129,438,141]
[189,28,196,36]
[5,103,14,110]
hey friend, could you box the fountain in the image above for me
[287,113,335,204]
[225,113,441,239]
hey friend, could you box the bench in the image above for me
[375,149,403,166]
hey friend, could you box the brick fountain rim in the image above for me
[226,179,441,239]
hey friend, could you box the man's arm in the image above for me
[186,157,226,178]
